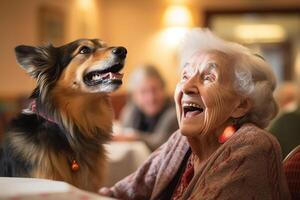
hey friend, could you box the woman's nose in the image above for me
[181,76,199,95]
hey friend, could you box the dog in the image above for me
[0,39,127,192]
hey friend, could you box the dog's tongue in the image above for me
[109,72,123,80]
[93,72,123,81]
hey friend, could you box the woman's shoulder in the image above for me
[119,101,143,121]
[207,123,284,181]
[236,123,279,143]
[227,123,282,159]
[193,125,289,200]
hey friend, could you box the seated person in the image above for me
[274,82,299,113]
[114,65,178,151]
[269,82,300,158]
[100,29,290,199]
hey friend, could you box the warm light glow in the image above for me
[69,0,99,39]
[77,0,94,12]
[296,51,300,79]
[234,24,286,43]
[163,5,193,27]
[161,27,189,49]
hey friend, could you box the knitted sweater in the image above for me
[105,123,290,200]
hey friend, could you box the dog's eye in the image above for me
[79,46,92,54]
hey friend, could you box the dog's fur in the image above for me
[0,39,127,192]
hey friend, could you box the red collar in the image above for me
[29,100,57,124]
[26,100,80,171]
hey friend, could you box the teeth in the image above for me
[92,74,101,81]
[183,103,202,109]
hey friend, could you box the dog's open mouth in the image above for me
[83,63,124,87]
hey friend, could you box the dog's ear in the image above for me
[15,45,52,77]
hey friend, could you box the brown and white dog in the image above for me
[0,39,127,192]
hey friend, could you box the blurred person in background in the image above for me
[113,65,178,151]
[275,81,299,113]
[270,81,300,158]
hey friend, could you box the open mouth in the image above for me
[183,102,204,118]
[83,63,124,86]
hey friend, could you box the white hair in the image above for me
[179,28,278,128]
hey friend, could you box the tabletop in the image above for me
[0,177,115,200]
[104,141,151,186]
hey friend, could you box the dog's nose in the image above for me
[112,47,127,59]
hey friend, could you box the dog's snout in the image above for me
[112,47,127,59]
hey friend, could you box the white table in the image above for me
[104,141,151,186]
[0,177,114,200]
[0,142,151,199]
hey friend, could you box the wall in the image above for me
[0,0,102,97]
[0,0,299,97]
[101,0,300,94]
[0,0,64,96]
[100,0,182,95]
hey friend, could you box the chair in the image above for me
[283,145,300,200]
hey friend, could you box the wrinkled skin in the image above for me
[175,50,250,141]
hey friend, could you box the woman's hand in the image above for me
[99,187,114,197]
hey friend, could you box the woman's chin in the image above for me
[179,125,204,137]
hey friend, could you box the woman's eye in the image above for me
[204,75,211,81]
[79,46,92,54]
[181,74,188,81]
[203,74,215,83]
[208,62,217,69]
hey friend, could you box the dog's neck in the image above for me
[26,88,113,174]
[53,87,114,140]
[31,86,114,145]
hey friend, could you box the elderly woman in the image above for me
[100,29,290,199]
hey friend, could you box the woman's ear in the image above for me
[231,98,252,118]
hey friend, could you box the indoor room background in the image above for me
[0,0,299,134]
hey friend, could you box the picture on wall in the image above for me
[38,5,65,46]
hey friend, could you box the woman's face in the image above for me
[133,77,166,117]
[175,50,243,137]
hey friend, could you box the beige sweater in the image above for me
[106,123,290,200]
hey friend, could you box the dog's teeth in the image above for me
[92,74,101,81]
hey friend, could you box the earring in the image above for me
[218,125,236,144]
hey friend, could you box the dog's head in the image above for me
[15,39,127,97]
